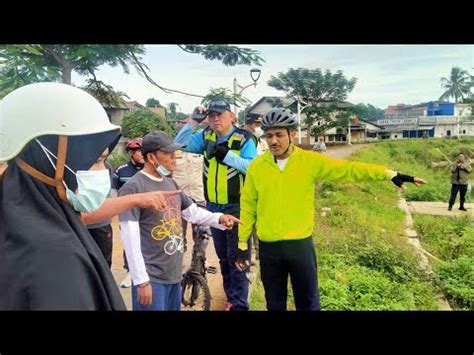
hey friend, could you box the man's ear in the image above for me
[145,152,153,164]
[290,130,297,141]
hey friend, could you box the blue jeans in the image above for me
[132,281,181,311]
[207,202,251,310]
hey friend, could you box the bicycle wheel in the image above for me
[164,239,177,255]
[181,273,211,311]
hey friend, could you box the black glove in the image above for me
[214,141,229,162]
[236,248,250,272]
[391,172,415,188]
[192,107,208,123]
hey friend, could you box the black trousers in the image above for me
[259,237,320,311]
[88,224,113,268]
[449,184,468,208]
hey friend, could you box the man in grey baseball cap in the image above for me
[141,131,184,156]
[118,129,241,311]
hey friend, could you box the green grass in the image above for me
[249,138,474,310]
[414,214,474,309]
[349,138,474,202]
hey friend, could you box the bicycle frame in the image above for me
[187,225,211,276]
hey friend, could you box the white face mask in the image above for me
[254,127,264,138]
[36,139,111,212]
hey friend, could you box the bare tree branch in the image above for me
[130,51,204,98]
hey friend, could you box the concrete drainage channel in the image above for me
[397,196,452,310]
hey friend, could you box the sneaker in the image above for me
[459,207,468,211]
[448,206,452,211]
[120,273,132,288]
[224,302,233,311]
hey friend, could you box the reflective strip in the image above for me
[207,159,217,203]
[227,169,239,180]
[216,161,228,204]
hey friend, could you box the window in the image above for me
[463,130,466,134]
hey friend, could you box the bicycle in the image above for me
[164,235,184,255]
[181,224,217,310]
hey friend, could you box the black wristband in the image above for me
[391,172,415,187]
[398,173,415,183]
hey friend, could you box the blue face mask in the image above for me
[156,165,171,177]
[65,169,111,212]
[153,156,171,177]
[36,139,111,213]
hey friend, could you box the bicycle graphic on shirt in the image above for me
[150,195,184,255]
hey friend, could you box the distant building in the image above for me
[125,100,145,111]
[101,97,130,126]
[247,96,354,144]
[146,106,167,118]
[378,102,473,138]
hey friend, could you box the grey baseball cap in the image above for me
[141,131,184,154]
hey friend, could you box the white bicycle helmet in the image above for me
[0,82,121,161]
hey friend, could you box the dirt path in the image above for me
[325,144,368,159]
[407,201,474,218]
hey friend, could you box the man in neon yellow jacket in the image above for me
[235,108,427,311]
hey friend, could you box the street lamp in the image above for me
[233,68,262,121]
[296,97,307,145]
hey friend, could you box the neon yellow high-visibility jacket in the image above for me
[238,146,397,250]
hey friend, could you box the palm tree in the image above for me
[439,67,472,103]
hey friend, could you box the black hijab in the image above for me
[0,130,126,310]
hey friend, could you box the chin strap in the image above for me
[0,163,7,182]
[15,135,69,204]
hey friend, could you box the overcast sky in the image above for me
[72,45,473,113]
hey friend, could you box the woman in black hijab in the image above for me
[0,83,127,310]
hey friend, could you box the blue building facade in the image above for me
[426,102,455,116]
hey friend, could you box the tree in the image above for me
[164,102,186,123]
[350,103,385,122]
[175,112,188,121]
[267,68,357,140]
[439,67,472,103]
[201,87,250,108]
[177,45,264,67]
[121,108,173,139]
[0,44,264,100]
[168,102,178,117]
[82,80,129,108]
[146,98,161,107]
[0,45,145,96]
[237,104,253,123]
